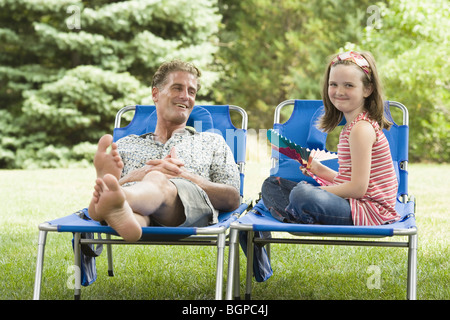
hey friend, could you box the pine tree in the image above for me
[0,0,221,168]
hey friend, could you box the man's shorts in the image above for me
[150,177,218,227]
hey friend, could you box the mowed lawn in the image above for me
[0,162,448,300]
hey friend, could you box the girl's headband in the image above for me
[331,51,371,76]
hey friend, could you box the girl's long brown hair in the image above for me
[318,51,392,132]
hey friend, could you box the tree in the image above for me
[360,0,450,162]
[216,0,374,130]
[216,0,449,162]
[0,0,222,168]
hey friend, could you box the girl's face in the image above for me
[328,64,372,117]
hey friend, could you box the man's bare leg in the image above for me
[89,174,142,242]
[88,172,184,241]
[88,134,185,239]
[88,134,126,222]
[123,171,186,227]
[89,134,144,241]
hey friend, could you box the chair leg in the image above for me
[233,244,241,300]
[106,235,114,277]
[33,230,48,300]
[226,228,239,300]
[245,231,254,300]
[215,233,226,300]
[73,232,82,300]
[407,233,418,300]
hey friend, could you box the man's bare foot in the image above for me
[94,134,123,180]
[89,174,142,242]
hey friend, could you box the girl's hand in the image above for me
[300,165,312,177]
[300,157,316,177]
[304,158,338,183]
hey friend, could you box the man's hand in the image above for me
[145,147,185,178]
[118,147,185,185]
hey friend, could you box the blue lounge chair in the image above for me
[33,104,249,300]
[226,99,417,300]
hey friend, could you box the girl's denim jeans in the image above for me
[261,176,353,225]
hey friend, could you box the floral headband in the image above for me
[331,51,371,76]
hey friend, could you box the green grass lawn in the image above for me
[0,162,449,300]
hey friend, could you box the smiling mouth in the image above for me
[176,103,188,109]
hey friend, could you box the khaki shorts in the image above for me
[150,178,218,227]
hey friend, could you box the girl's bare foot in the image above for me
[89,174,142,242]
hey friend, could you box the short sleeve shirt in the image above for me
[333,111,400,225]
[117,128,240,191]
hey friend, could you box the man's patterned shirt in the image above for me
[117,127,240,191]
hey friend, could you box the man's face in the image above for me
[152,71,198,126]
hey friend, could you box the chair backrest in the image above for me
[270,100,329,184]
[270,99,409,200]
[381,101,409,200]
[113,105,213,141]
[113,104,248,197]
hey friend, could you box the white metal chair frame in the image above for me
[226,100,418,300]
[34,105,249,300]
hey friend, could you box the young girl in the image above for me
[261,51,400,226]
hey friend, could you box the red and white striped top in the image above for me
[331,111,400,225]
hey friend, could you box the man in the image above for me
[88,60,240,242]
